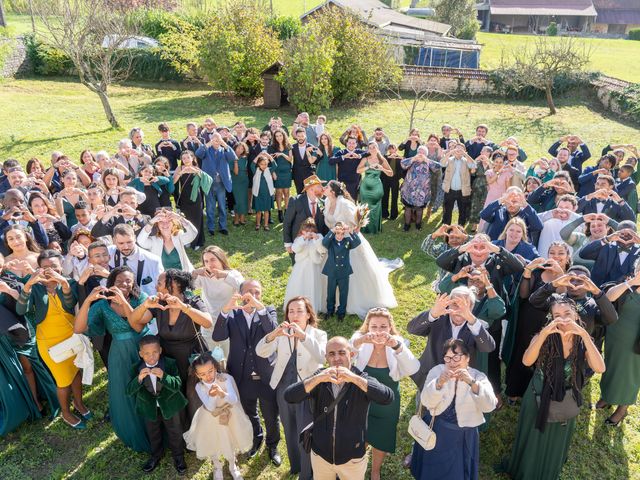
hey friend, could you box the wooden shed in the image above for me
[262,61,286,108]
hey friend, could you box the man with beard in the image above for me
[292,128,320,194]
[480,187,543,244]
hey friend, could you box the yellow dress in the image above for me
[36,294,78,388]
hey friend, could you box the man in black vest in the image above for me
[330,136,367,200]
[292,128,320,194]
[212,279,282,466]
[283,175,328,264]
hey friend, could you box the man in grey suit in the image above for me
[407,286,495,390]
[283,175,328,264]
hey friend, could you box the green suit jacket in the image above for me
[126,356,188,421]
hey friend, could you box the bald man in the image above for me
[285,337,393,480]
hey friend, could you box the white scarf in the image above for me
[252,167,275,197]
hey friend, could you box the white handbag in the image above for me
[408,403,437,450]
[48,334,84,363]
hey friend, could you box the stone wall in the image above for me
[0,36,31,78]
[591,75,634,117]
[400,66,495,95]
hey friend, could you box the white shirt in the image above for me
[145,362,158,393]
[427,312,482,337]
[619,250,629,266]
[297,143,306,159]
[537,211,580,257]
[220,307,268,331]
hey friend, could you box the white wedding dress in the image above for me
[323,196,401,317]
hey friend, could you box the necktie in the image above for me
[123,256,128,266]
[311,201,316,217]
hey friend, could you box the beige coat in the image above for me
[441,156,476,196]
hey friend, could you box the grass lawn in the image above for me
[0,77,638,479]
[478,32,640,83]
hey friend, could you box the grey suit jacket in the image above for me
[407,310,495,389]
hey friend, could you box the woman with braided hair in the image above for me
[503,295,604,480]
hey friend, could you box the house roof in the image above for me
[489,0,598,16]
[301,0,451,36]
[593,0,640,24]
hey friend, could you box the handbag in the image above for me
[408,403,437,451]
[299,384,348,454]
[48,334,84,363]
[535,387,580,423]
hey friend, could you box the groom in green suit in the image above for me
[127,336,188,475]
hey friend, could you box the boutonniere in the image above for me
[316,198,325,211]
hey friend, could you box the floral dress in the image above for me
[400,157,438,208]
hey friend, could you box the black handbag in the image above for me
[300,386,348,454]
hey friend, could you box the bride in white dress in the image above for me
[322,181,400,317]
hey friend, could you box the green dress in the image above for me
[161,247,182,270]
[268,147,293,189]
[505,363,576,480]
[87,295,151,453]
[316,146,338,182]
[62,197,78,229]
[0,335,41,435]
[600,291,640,405]
[364,365,400,453]
[359,166,384,234]
[468,161,487,225]
[250,163,274,213]
[230,155,249,215]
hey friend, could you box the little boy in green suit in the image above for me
[127,336,188,475]
[321,221,361,321]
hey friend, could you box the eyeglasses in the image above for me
[443,354,464,363]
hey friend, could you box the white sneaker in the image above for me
[212,467,223,480]
[229,462,243,480]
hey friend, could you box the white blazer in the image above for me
[256,325,327,390]
[136,219,198,272]
[421,364,497,428]
[350,332,420,382]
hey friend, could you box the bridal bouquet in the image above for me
[355,203,370,230]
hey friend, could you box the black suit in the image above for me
[292,143,319,194]
[212,307,280,448]
[407,310,495,389]
[283,193,328,264]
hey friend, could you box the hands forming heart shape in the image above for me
[146,292,184,310]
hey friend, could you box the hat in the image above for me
[302,175,326,192]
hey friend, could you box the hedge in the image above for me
[629,29,640,41]
[24,35,185,81]
[489,68,598,100]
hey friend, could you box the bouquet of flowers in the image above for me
[355,203,370,230]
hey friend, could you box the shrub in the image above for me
[266,16,302,41]
[199,0,282,97]
[311,8,402,103]
[547,22,558,36]
[629,28,640,41]
[277,22,335,114]
[24,35,184,81]
[157,17,202,78]
[611,83,640,124]
[489,67,597,100]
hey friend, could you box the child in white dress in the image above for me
[183,353,253,480]
[283,218,327,313]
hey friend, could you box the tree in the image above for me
[199,0,282,97]
[31,0,145,128]
[0,1,6,28]
[501,37,592,115]
[277,21,336,114]
[431,0,478,40]
[312,8,402,103]
[385,77,450,132]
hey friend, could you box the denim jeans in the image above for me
[206,180,228,231]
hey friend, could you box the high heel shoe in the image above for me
[605,415,626,427]
[62,416,87,430]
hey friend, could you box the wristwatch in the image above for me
[391,341,401,351]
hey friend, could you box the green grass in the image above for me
[0,78,638,479]
[478,32,640,83]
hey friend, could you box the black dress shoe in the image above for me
[403,223,410,232]
[219,229,229,236]
[142,457,161,473]
[321,312,333,320]
[208,230,215,236]
[278,210,284,222]
[268,447,282,467]
[248,440,263,458]
[416,223,422,231]
[337,314,345,322]
[173,456,187,475]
